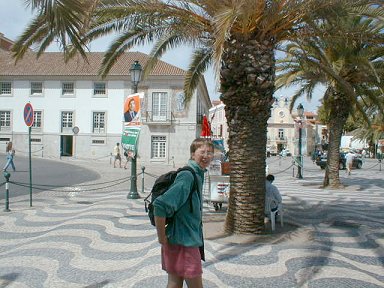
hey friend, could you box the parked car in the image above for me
[315,152,363,170]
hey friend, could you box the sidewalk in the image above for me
[0,156,383,287]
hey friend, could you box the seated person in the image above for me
[265,174,282,216]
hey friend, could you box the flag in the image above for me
[201,114,211,138]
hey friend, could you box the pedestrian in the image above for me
[153,138,214,288]
[264,174,282,216]
[123,149,129,169]
[3,142,16,172]
[345,150,355,175]
[113,143,122,168]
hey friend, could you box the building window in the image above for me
[31,82,43,95]
[93,82,106,96]
[61,111,73,132]
[32,111,42,129]
[62,82,74,96]
[0,111,11,130]
[0,82,12,95]
[93,112,105,133]
[92,139,105,144]
[278,129,284,140]
[219,124,223,137]
[31,138,42,143]
[151,136,166,159]
[152,92,168,121]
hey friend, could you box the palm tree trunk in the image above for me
[323,90,350,188]
[220,33,275,234]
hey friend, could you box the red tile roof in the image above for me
[0,33,14,51]
[0,51,185,77]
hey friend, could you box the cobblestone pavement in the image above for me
[0,156,383,288]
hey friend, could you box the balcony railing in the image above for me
[142,110,175,125]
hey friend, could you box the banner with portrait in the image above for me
[123,92,144,126]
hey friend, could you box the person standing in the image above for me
[3,142,16,172]
[113,143,122,168]
[153,138,214,288]
[345,150,355,175]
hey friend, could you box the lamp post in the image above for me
[3,171,11,212]
[127,60,142,199]
[297,103,304,179]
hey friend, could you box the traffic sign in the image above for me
[24,103,34,127]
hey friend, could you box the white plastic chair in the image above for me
[266,198,283,232]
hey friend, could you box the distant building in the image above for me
[209,97,321,156]
[0,48,211,166]
[209,100,228,151]
[267,97,298,155]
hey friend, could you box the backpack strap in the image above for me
[177,166,199,213]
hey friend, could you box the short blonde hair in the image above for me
[6,142,13,152]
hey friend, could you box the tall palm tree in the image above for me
[12,0,380,233]
[353,97,384,155]
[276,12,384,188]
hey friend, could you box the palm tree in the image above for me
[353,97,384,156]
[276,12,384,188]
[11,0,380,233]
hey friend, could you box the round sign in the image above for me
[24,103,34,127]
[72,126,80,134]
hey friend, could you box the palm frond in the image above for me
[184,47,212,102]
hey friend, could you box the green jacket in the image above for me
[153,160,205,247]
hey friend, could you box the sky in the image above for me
[0,0,322,112]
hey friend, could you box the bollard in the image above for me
[3,171,11,212]
[379,159,382,171]
[141,166,145,194]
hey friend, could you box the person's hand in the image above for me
[155,216,167,245]
[158,236,168,245]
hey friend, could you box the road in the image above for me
[0,154,100,199]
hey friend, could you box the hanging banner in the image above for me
[121,126,141,158]
[123,92,144,126]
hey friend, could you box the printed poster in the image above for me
[123,92,144,126]
[121,126,141,159]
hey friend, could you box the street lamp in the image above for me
[297,103,304,179]
[127,60,142,200]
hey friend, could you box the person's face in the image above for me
[129,100,136,111]
[192,144,214,169]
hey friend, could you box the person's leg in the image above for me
[185,275,203,288]
[10,159,15,171]
[167,274,184,288]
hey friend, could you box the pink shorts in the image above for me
[161,243,202,279]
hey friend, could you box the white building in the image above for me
[0,49,211,167]
[209,100,228,151]
[209,97,320,156]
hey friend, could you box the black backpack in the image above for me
[144,166,198,226]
